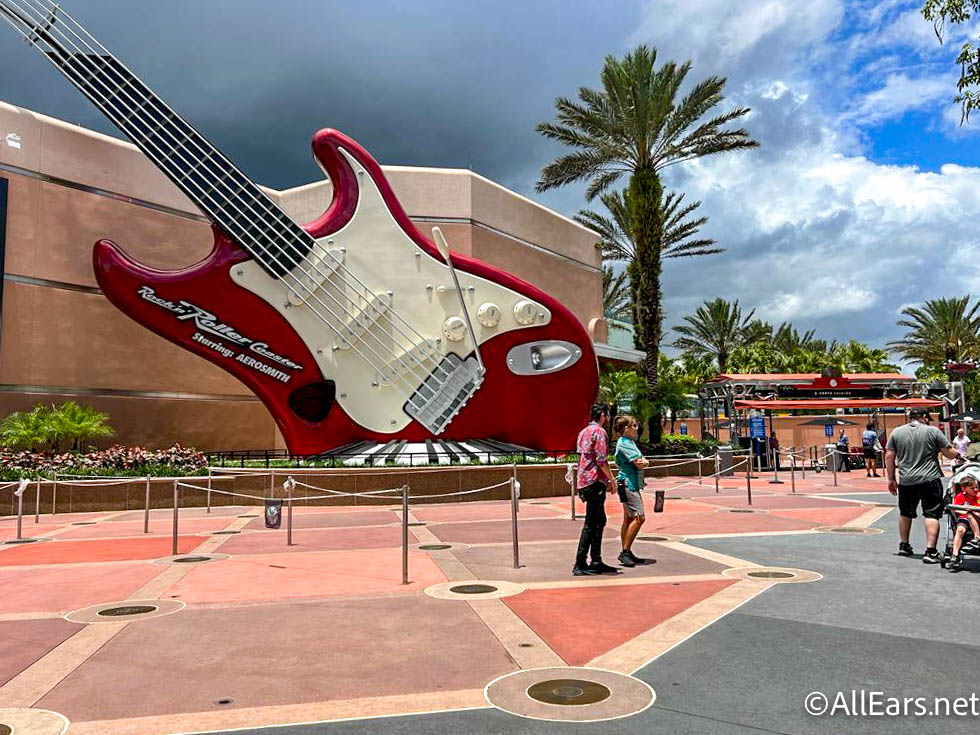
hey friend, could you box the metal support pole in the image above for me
[206,468,212,514]
[756,444,763,475]
[697,454,703,485]
[401,485,409,585]
[16,485,24,540]
[570,466,577,521]
[801,448,807,479]
[790,451,797,494]
[512,464,519,514]
[832,449,838,487]
[52,478,58,516]
[270,471,276,497]
[770,448,783,484]
[510,477,520,569]
[35,478,41,523]
[172,480,180,557]
[714,452,720,494]
[746,442,754,482]
[287,481,294,547]
[144,476,151,534]
[746,458,753,506]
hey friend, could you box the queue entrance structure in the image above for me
[698,371,950,466]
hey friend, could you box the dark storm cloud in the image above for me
[0,0,641,189]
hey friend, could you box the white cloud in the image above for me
[845,72,952,125]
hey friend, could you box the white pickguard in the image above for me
[230,148,551,434]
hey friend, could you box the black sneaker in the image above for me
[573,565,599,576]
[922,549,943,564]
[590,561,621,575]
[628,550,655,565]
[617,551,636,568]
[948,554,964,572]
[897,542,914,557]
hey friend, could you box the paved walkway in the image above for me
[0,470,973,734]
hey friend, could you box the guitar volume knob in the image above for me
[477,302,501,327]
[513,300,537,325]
[442,316,467,342]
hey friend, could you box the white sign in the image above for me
[5,132,21,149]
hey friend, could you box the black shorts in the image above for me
[897,479,945,519]
[862,447,876,459]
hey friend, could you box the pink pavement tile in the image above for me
[0,524,61,541]
[163,548,447,603]
[106,506,251,522]
[0,618,84,685]
[412,502,563,523]
[244,509,398,530]
[0,562,165,614]
[431,517,583,544]
[215,524,403,555]
[0,535,206,566]
[55,517,236,540]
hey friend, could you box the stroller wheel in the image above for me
[940,559,947,568]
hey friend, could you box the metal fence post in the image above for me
[286,477,294,547]
[770,448,783,484]
[512,464,519,514]
[15,480,24,540]
[801,448,807,479]
[401,484,410,585]
[172,480,180,557]
[570,466,578,520]
[144,476,151,534]
[832,449,838,487]
[696,453,703,485]
[206,468,212,514]
[35,478,41,523]
[745,457,753,506]
[510,477,520,569]
[790,451,797,495]
[714,452,720,494]
[51,477,58,516]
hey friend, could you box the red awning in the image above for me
[734,398,943,410]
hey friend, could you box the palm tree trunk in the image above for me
[628,166,665,443]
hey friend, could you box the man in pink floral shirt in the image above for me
[574,404,619,575]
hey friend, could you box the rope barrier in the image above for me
[643,458,750,495]
[287,476,512,501]
[53,478,141,487]
[175,481,269,502]
[209,462,531,477]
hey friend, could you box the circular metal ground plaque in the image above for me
[530,501,552,505]
[418,544,452,551]
[813,526,883,535]
[3,537,51,545]
[66,598,185,624]
[717,508,769,514]
[451,583,498,594]
[97,604,158,617]
[71,521,97,526]
[152,552,230,567]
[425,580,524,601]
[237,514,259,518]
[0,709,68,735]
[211,530,242,535]
[635,533,685,543]
[485,667,655,722]
[527,679,611,705]
[723,566,822,584]
[407,521,426,527]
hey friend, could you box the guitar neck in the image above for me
[0,0,310,277]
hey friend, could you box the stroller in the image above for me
[939,462,980,570]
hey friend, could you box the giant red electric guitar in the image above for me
[1,0,598,455]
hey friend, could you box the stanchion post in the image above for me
[570,466,577,520]
[16,484,24,540]
[52,477,58,516]
[512,464,519,514]
[790,451,797,494]
[172,480,179,557]
[770,448,783,484]
[35,478,41,523]
[746,457,753,506]
[832,448,838,487]
[697,454,703,485]
[510,477,520,569]
[401,484,409,585]
[206,468,212,514]
[286,478,294,547]
[714,452,720,494]
[746,443,754,481]
[144,476,151,534]
[801,448,807,479]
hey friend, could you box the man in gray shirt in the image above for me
[886,407,960,563]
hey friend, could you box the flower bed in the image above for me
[0,444,206,480]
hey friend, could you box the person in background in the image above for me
[769,430,780,470]
[613,415,652,567]
[953,427,970,470]
[573,404,619,576]
[886,407,960,563]
[947,466,980,572]
[861,422,880,478]
[836,429,850,472]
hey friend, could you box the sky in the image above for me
[1,0,978,358]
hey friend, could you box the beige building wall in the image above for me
[0,101,603,451]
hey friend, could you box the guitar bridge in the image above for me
[404,353,484,435]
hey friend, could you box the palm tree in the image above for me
[672,298,756,372]
[602,265,632,322]
[537,45,758,442]
[0,405,51,450]
[888,296,980,366]
[49,401,114,451]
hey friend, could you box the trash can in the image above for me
[718,445,734,476]
[824,444,836,472]
[264,498,283,529]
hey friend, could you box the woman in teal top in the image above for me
[613,415,651,567]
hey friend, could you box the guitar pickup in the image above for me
[335,293,392,350]
[287,247,345,306]
[377,340,438,386]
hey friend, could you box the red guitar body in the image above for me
[93,130,598,455]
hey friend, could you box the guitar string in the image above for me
[5,0,452,403]
[14,0,458,396]
[26,0,462,390]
